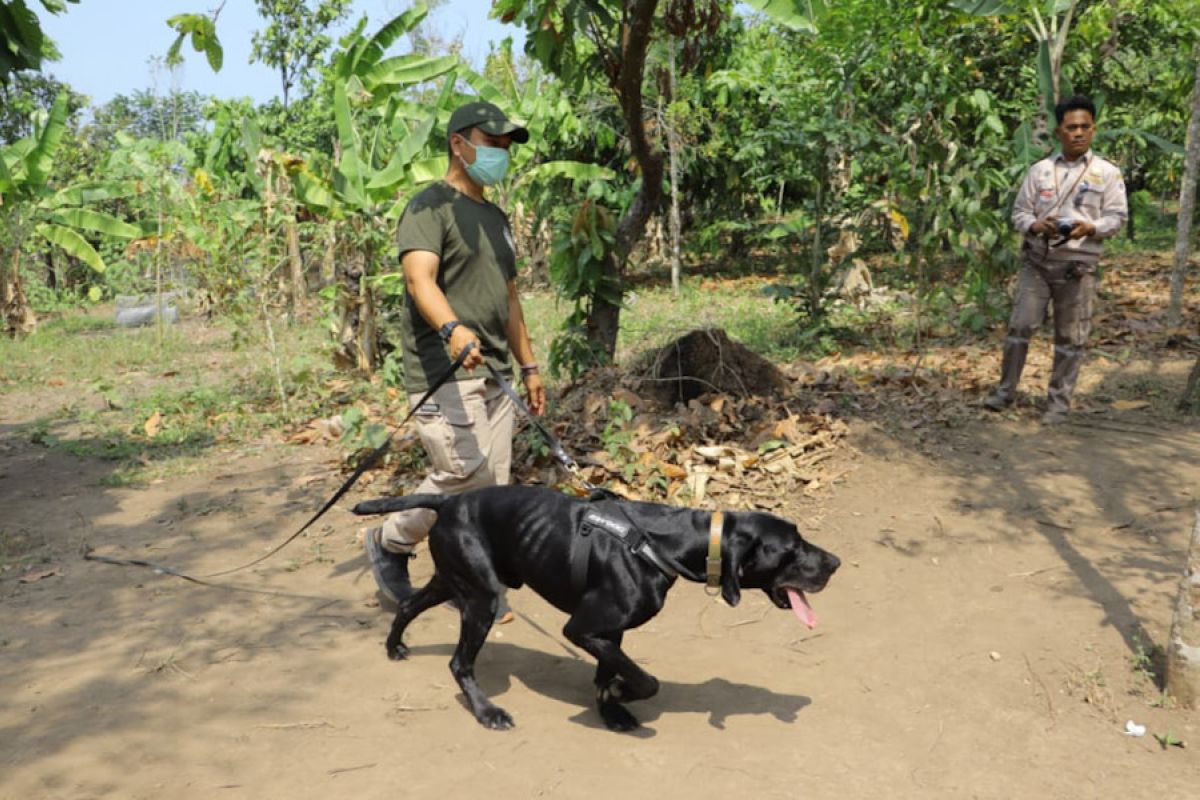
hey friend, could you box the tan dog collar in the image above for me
[706,511,724,595]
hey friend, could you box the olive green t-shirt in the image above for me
[396,181,517,393]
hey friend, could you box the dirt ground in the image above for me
[3,338,1200,798]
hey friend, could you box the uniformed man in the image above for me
[363,101,546,621]
[985,95,1128,424]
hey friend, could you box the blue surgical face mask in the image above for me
[458,137,510,186]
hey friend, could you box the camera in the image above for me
[1056,218,1074,238]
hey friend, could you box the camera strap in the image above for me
[1049,153,1090,218]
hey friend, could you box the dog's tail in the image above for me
[352,494,449,516]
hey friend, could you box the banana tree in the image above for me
[287,4,460,372]
[0,93,139,335]
[951,0,1080,156]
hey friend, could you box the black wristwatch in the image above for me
[438,320,461,342]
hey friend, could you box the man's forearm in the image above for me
[506,293,536,366]
[406,273,457,332]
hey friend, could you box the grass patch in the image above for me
[0,313,196,392]
[5,311,396,483]
[522,279,807,370]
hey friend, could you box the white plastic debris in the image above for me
[1124,720,1146,737]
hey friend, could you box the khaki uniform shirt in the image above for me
[1011,150,1127,264]
[396,181,517,393]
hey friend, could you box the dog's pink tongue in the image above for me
[786,588,817,629]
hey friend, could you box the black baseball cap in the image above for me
[447,101,529,144]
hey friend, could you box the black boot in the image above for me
[364,528,414,604]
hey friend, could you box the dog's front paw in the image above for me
[597,679,626,704]
[477,706,515,731]
[386,640,409,661]
[598,702,640,732]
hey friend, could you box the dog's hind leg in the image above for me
[563,621,660,732]
[449,592,514,731]
[386,573,451,661]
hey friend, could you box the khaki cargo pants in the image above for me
[993,254,1097,413]
[380,376,515,553]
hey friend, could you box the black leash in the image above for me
[84,344,477,585]
[483,361,602,493]
[80,544,342,603]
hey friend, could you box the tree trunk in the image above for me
[1168,45,1200,330]
[667,43,683,297]
[321,223,337,288]
[1180,355,1200,413]
[1166,510,1200,709]
[286,214,305,312]
[2,250,38,337]
[588,0,664,361]
[0,255,13,309]
[586,251,623,358]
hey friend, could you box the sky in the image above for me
[36,0,527,107]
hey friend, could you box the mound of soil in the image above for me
[644,327,789,404]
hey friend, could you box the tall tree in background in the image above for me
[1174,44,1200,412]
[1169,43,1200,332]
[0,71,83,143]
[494,0,822,359]
[250,0,352,111]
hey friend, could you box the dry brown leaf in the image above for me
[662,463,688,479]
[612,387,643,408]
[144,411,163,438]
[288,427,322,445]
[1111,400,1150,411]
[584,393,606,420]
[19,567,60,583]
[695,445,731,460]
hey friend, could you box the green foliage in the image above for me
[1,94,141,312]
[547,197,618,378]
[166,12,223,72]
[5,0,1198,363]
[337,405,389,453]
[0,71,85,144]
[600,398,634,460]
[250,0,352,107]
[0,0,78,81]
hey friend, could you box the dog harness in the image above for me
[568,499,719,595]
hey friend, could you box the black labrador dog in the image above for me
[353,485,839,732]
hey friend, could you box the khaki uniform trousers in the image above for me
[994,254,1097,413]
[380,376,515,553]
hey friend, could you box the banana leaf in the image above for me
[342,4,429,78]
[36,222,106,273]
[460,69,507,106]
[410,156,448,184]
[364,54,458,91]
[333,83,366,205]
[742,0,822,33]
[0,146,14,194]
[293,169,334,213]
[367,81,452,190]
[48,208,140,239]
[46,180,138,207]
[517,160,615,186]
[23,92,67,188]
[1100,128,1185,155]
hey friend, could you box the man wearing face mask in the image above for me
[363,101,546,620]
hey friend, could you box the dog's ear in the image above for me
[721,530,753,607]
